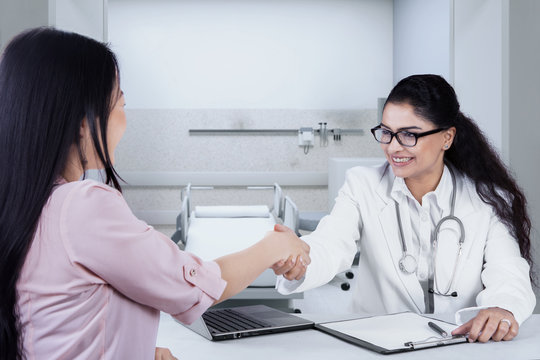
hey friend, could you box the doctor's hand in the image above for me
[451,307,519,343]
[270,224,310,280]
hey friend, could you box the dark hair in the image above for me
[384,74,533,279]
[0,27,122,359]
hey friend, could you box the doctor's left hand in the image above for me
[451,307,519,342]
[271,224,310,280]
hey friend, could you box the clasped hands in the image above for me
[270,224,310,281]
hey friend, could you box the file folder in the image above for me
[314,312,467,354]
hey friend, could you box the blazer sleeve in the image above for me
[457,211,536,325]
[59,181,227,325]
[277,169,362,294]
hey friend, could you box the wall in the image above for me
[108,0,394,235]
[52,0,106,41]
[0,0,49,50]
[453,0,504,154]
[0,0,105,51]
[393,0,452,84]
[108,0,393,109]
[451,0,540,311]
[507,0,540,312]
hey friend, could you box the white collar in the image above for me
[390,165,453,212]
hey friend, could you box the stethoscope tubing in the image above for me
[394,164,465,298]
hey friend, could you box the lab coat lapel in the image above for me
[378,200,425,313]
[434,175,477,286]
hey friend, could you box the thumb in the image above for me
[274,223,292,233]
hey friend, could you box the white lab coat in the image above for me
[277,164,536,324]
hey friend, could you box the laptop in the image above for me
[182,304,314,340]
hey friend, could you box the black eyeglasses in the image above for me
[370,125,448,147]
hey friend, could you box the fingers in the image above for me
[492,320,512,342]
[274,223,293,233]
[272,256,295,275]
[451,308,518,343]
[272,253,309,280]
[283,255,308,280]
[451,321,471,336]
[476,316,500,343]
[502,323,519,341]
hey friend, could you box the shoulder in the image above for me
[345,162,389,183]
[339,162,391,203]
[344,162,390,192]
[54,179,121,200]
[51,180,125,218]
[453,170,493,214]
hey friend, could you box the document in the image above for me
[315,312,467,354]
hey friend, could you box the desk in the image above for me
[156,312,540,359]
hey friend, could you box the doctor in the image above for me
[274,74,536,343]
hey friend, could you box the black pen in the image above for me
[428,321,448,337]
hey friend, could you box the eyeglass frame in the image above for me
[370,125,449,147]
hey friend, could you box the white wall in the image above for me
[393,0,452,84]
[453,0,504,154]
[0,0,105,50]
[507,0,540,312]
[108,0,393,109]
[0,0,49,50]
[51,0,106,41]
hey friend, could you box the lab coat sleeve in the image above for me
[277,169,362,294]
[456,212,535,326]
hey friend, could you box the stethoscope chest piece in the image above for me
[399,253,418,274]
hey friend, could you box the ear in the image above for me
[443,127,456,150]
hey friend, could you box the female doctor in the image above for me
[274,74,536,343]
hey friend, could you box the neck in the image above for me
[404,163,445,205]
[62,145,85,182]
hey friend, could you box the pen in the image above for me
[428,321,448,337]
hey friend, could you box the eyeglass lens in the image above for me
[373,128,417,146]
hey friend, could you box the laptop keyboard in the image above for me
[203,308,272,333]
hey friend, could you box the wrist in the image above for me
[257,235,284,266]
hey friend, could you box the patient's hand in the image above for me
[155,347,178,360]
[271,224,310,280]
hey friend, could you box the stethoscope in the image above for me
[394,165,465,300]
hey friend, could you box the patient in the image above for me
[0,28,309,360]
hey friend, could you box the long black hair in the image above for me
[0,27,122,360]
[384,74,533,277]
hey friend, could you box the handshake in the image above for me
[265,224,311,281]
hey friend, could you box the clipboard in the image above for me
[314,312,467,354]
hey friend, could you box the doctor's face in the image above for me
[379,102,454,184]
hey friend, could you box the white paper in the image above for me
[320,312,458,350]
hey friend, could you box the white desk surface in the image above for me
[156,312,540,359]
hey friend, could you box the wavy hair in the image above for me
[0,28,122,359]
[384,74,533,280]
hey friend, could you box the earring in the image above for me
[444,145,449,149]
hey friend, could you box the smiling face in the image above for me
[380,102,455,188]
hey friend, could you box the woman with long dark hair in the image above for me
[274,74,535,343]
[0,28,309,360]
